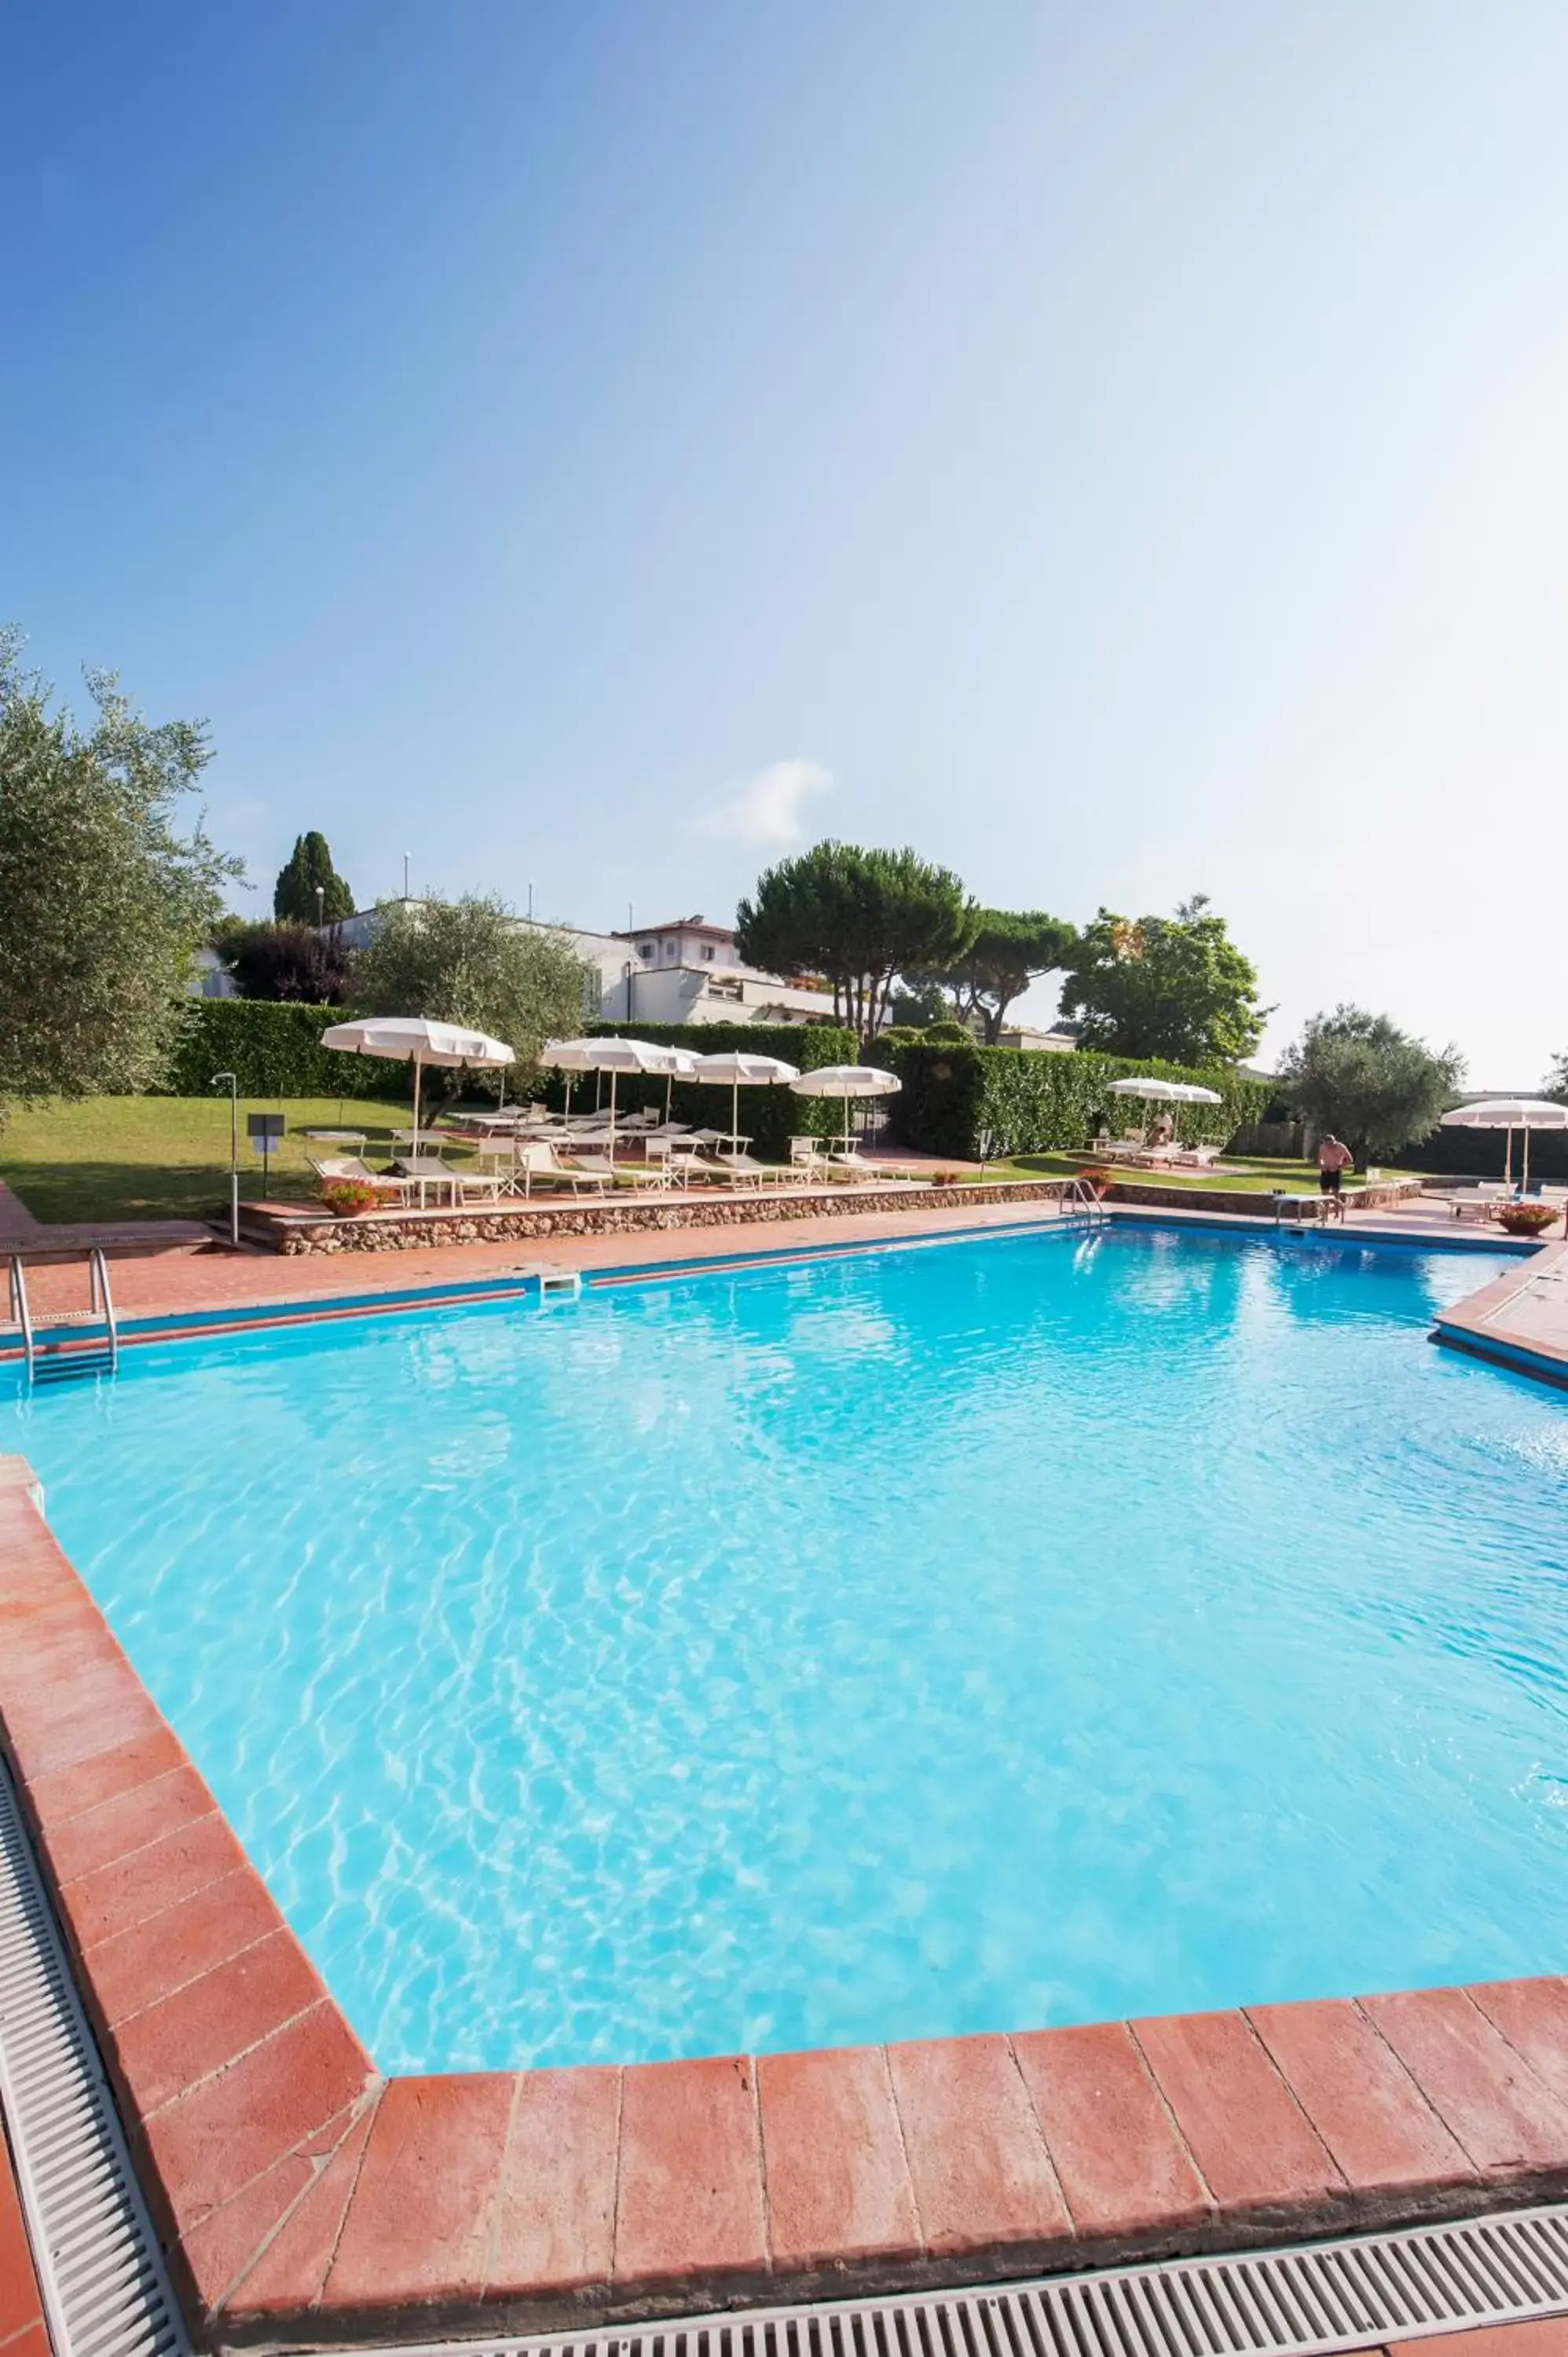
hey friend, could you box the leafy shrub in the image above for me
[920,1021,976,1046]
[1497,1201,1560,1236]
[167,999,396,1097]
[887,1042,1266,1160]
[210,919,354,1004]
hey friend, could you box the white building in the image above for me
[602,914,832,1026]
[324,903,835,1028]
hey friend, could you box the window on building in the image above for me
[701,944,715,961]
[638,941,654,960]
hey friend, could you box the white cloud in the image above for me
[692,757,832,845]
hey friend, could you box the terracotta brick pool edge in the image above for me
[7,1457,1568,2352]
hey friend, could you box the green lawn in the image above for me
[991,1150,1333,1196]
[0,1098,1420,1227]
[0,1094,465,1225]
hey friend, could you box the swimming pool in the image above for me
[8,1223,1568,2074]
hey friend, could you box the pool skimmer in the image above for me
[4,1748,1568,2357]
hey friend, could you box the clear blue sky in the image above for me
[7,1,1568,1080]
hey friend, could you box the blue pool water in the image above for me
[7,1224,1568,2072]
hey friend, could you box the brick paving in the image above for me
[0,2106,47,2356]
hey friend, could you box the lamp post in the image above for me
[211,1071,239,1245]
[314,884,324,930]
[622,960,636,1022]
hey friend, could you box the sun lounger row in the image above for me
[310,1137,925,1208]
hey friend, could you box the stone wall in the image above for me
[247,1181,1068,1255]
[242,1172,1426,1255]
[1099,1175,1423,1215]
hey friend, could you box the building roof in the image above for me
[612,914,737,944]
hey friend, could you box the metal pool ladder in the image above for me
[6,1251,120,1384]
[1060,1176,1107,1230]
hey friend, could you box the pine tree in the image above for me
[273,830,354,923]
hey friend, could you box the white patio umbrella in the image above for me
[691,1049,800,1149]
[788,1063,901,1149]
[1107,1073,1189,1143]
[1439,1097,1568,1191]
[540,1036,671,1149]
[321,1017,515,1144]
[650,1043,700,1123]
[1171,1080,1224,1138]
[537,1037,598,1121]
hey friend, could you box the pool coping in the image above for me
[1430,1238,1568,1389]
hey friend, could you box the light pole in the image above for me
[403,852,411,902]
[211,1071,239,1245]
[314,884,324,930]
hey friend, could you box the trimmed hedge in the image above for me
[888,1043,1267,1160]
[166,1003,862,1153]
[534,1020,859,1157]
[167,999,397,1098]
[1398,1122,1568,1184]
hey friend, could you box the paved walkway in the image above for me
[11,1193,1079,1321]
[12,1182,1534,1330]
[0,2105,46,2355]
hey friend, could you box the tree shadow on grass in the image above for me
[0,1160,317,1227]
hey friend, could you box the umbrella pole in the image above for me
[609,1070,617,1156]
[665,1070,673,1122]
[1524,1125,1532,1193]
[412,1055,423,1147]
[732,1077,739,1149]
[1505,1127,1513,1191]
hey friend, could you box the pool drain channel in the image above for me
[4,1750,1568,2357]
[0,1757,189,2357]
[438,2210,1568,2357]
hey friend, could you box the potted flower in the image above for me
[1497,1200,1560,1237]
[932,1168,961,1187]
[320,1178,384,1218]
[1078,1167,1114,1197]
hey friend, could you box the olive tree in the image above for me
[353,893,588,1080]
[0,630,237,1109]
[1277,1005,1464,1167]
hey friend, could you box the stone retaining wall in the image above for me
[1101,1175,1423,1216]
[245,1181,1068,1255]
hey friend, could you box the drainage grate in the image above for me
[449,2209,1568,2357]
[4,1742,1568,2357]
[0,1755,189,2357]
